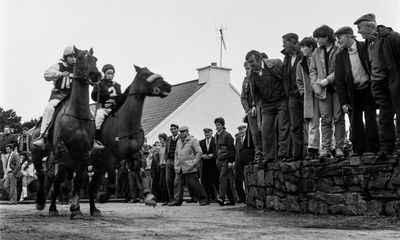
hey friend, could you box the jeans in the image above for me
[173,171,207,203]
[216,160,235,202]
[319,91,345,151]
[308,95,321,150]
[247,113,263,155]
[288,95,304,158]
[261,99,290,160]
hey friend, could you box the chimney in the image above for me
[197,63,231,85]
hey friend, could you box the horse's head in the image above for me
[74,46,101,84]
[131,65,171,98]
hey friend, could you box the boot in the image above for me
[93,130,105,151]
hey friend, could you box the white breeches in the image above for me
[95,108,111,130]
[40,99,60,135]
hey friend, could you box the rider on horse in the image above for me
[91,64,122,147]
[33,46,103,150]
[33,46,77,148]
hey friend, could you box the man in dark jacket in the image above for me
[164,124,180,204]
[241,62,263,161]
[355,13,400,157]
[234,125,249,203]
[334,26,379,156]
[214,117,236,206]
[199,128,219,204]
[282,33,304,160]
[246,50,290,162]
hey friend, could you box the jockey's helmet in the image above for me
[63,46,76,57]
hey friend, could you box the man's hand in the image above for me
[316,78,329,87]
[342,104,352,114]
[251,106,257,116]
[61,71,70,77]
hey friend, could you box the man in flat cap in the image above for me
[355,13,400,157]
[199,128,219,204]
[168,126,208,206]
[234,125,248,203]
[334,26,379,156]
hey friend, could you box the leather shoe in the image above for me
[215,198,224,206]
[225,201,235,206]
[167,200,182,206]
[199,200,209,206]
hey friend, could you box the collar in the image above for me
[348,40,357,52]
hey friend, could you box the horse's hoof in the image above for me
[49,210,59,216]
[36,203,45,211]
[70,209,83,220]
[144,194,157,207]
[91,208,102,217]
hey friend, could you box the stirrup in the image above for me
[93,140,105,150]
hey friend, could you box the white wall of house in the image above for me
[146,64,245,144]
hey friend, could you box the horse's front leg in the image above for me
[33,151,47,210]
[70,164,85,220]
[88,170,103,217]
[49,168,66,216]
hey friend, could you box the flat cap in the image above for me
[179,126,189,132]
[170,123,179,129]
[354,13,376,25]
[203,128,212,132]
[334,26,354,37]
[237,125,247,130]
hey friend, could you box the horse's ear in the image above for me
[73,45,80,54]
[134,65,142,73]
[89,48,94,55]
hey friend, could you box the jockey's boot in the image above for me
[92,130,105,151]
[93,140,105,150]
[33,136,47,149]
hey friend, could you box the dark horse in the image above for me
[31,47,101,219]
[88,65,171,216]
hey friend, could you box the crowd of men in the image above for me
[1,13,400,207]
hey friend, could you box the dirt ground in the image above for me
[0,201,399,240]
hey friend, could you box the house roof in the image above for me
[142,79,205,135]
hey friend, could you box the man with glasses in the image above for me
[34,46,77,148]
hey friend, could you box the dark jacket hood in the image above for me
[377,25,393,37]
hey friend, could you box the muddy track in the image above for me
[1,203,399,240]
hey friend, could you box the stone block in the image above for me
[257,187,266,201]
[285,195,301,212]
[285,181,298,193]
[385,201,400,217]
[315,191,344,205]
[302,159,320,167]
[257,169,265,186]
[264,171,274,186]
[364,164,394,174]
[299,179,316,192]
[279,161,300,173]
[360,156,377,165]
[273,171,284,183]
[333,176,345,185]
[329,204,358,215]
[357,198,382,216]
[388,168,400,188]
[349,157,361,166]
[265,195,274,209]
[328,186,346,193]
[301,167,315,179]
[368,173,391,189]
[317,178,334,192]
[344,192,359,205]
[345,175,365,186]
[283,175,299,184]
[274,180,286,192]
[272,196,285,211]
[342,167,364,175]
[275,190,286,198]
[316,166,343,177]
[265,187,274,195]
[369,190,398,198]
[348,186,364,192]
[266,162,280,170]
[255,199,265,209]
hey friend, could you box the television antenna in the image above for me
[216,25,227,67]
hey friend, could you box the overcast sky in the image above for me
[1,0,399,122]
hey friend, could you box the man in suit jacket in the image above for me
[3,144,20,204]
[334,26,379,156]
[164,124,180,204]
[234,125,250,203]
[199,128,219,203]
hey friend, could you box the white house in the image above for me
[143,63,245,144]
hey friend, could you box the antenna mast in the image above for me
[217,25,227,67]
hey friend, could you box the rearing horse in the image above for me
[88,65,171,216]
[32,47,101,219]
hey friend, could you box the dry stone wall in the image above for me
[244,156,400,216]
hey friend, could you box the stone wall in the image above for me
[244,156,400,216]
